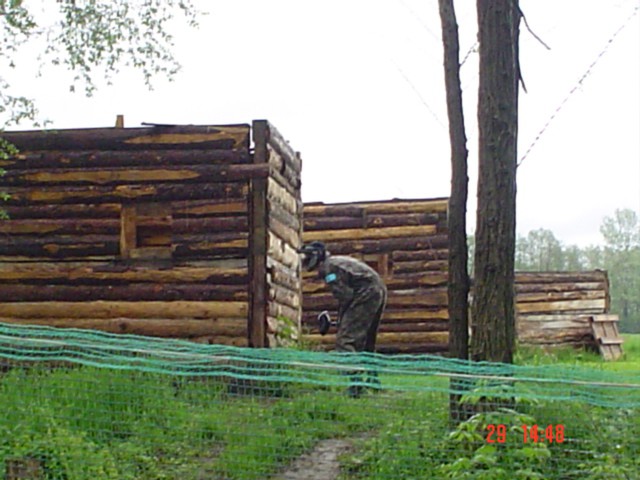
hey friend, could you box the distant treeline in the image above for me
[469,208,640,333]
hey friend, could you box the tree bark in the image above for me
[471,0,520,363]
[439,0,471,424]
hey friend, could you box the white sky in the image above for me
[5,0,640,247]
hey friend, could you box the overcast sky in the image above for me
[5,0,640,247]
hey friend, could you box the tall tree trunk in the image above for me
[471,0,520,363]
[438,0,470,423]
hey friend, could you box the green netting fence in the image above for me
[1,322,638,480]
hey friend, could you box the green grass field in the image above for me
[0,336,638,479]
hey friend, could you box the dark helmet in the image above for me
[298,241,327,271]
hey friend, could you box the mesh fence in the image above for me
[0,321,638,480]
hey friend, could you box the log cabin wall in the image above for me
[0,120,302,347]
[301,198,450,354]
[515,270,610,347]
[301,198,612,353]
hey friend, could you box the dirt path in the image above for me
[274,438,355,480]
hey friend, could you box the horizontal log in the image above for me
[2,203,121,220]
[303,213,443,232]
[0,262,248,285]
[5,181,250,205]
[517,290,605,303]
[516,299,606,314]
[0,216,249,236]
[191,335,248,346]
[2,199,248,220]
[322,234,449,255]
[304,225,437,242]
[302,271,448,294]
[392,259,448,274]
[0,235,249,260]
[0,317,247,338]
[303,340,447,354]
[304,331,449,346]
[0,236,119,258]
[515,282,606,293]
[376,343,448,354]
[1,300,249,319]
[515,271,607,284]
[1,124,250,152]
[301,308,449,327]
[173,199,247,217]
[0,283,248,302]
[1,149,250,170]
[518,319,590,332]
[2,164,269,188]
[392,249,449,262]
[518,329,594,345]
[304,198,448,216]
[303,289,448,310]
[302,319,448,335]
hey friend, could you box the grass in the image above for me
[0,337,638,479]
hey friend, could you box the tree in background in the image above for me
[509,209,639,332]
[1,0,200,127]
[470,0,521,363]
[601,209,640,332]
[515,228,564,271]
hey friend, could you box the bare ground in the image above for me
[273,438,356,480]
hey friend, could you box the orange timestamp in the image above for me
[486,424,565,444]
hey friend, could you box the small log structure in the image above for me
[0,120,302,347]
[515,270,611,347]
[301,198,616,354]
[302,198,450,354]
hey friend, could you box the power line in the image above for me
[518,5,639,167]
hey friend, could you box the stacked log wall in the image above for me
[515,270,610,347]
[263,123,303,347]
[0,122,302,346]
[301,198,450,353]
[301,198,611,353]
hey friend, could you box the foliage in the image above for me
[1,0,201,127]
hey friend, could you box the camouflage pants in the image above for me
[335,284,386,353]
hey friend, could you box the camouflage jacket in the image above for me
[318,256,385,314]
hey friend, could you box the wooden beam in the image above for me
[1,124,251,151]
[247,120,268,347]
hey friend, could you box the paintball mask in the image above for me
[298,241,327,271]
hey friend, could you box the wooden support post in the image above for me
[248,120,269,347]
